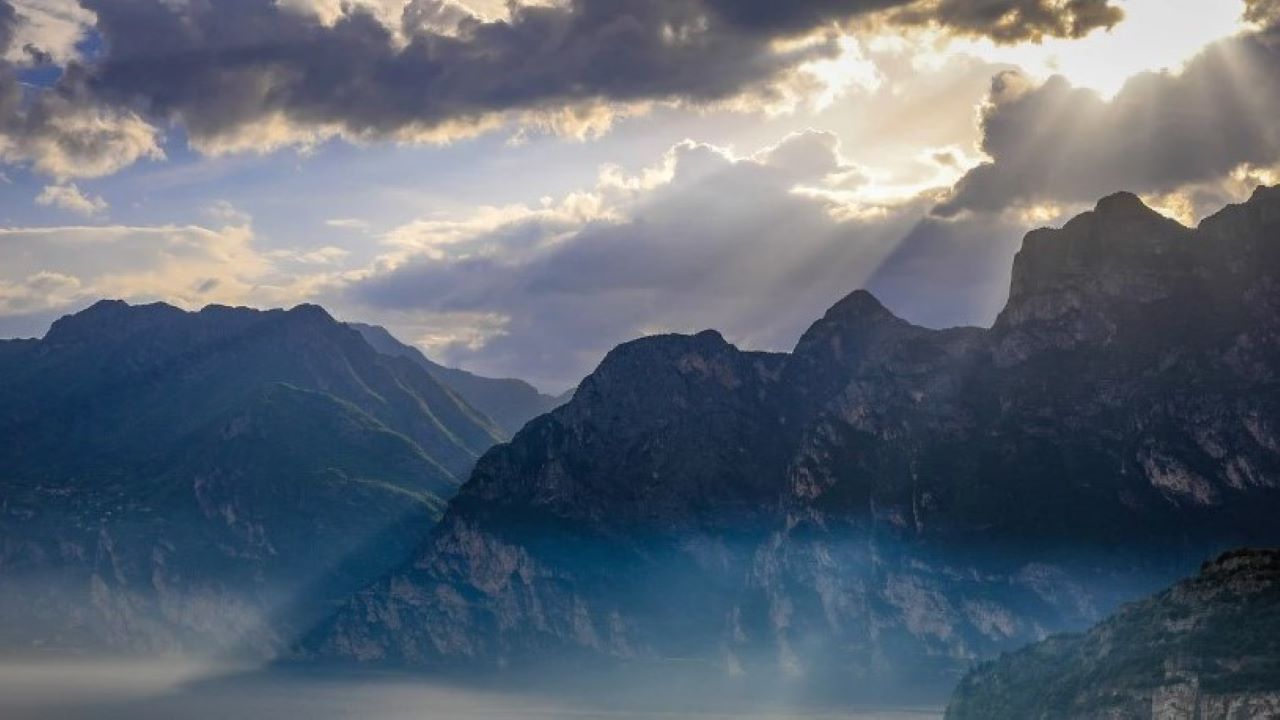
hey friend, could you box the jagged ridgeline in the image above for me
[946,549,1280,720]
[0,302,505,654]
[304,189,1280,698]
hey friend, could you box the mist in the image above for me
[0,659,942,720]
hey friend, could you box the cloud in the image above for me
[4,0,95,66]
[203,200,253,226]
[0,1,14,53]
[0,3,164,178]
[342,130,1023,388]
[0,0,1120,167]
[0,269,80,315]
[894,0,1122,43]
[267,245,353,265]
[0,2,163,178]
[325,218,372,231]
[75,0,819,152]
[35,182,107,216]
[0,221,322,320]
[1247,0,1280,24]
[938,20,1280,216]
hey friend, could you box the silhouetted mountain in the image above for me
[306,189,1280,697]
[0,301,504,655]
[348,322,568,438]
[946,548,1280,719]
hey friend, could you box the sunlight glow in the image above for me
[952,0,1249,97]
[800,36,885,110]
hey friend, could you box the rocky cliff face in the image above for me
[310,188,1280,695]
[945,548,1280,720]
[308,330,790,665]
[0,302,505,656]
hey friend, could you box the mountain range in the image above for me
[303,188,1280,697]
[0,188,1277,702]
[0,301,524,654]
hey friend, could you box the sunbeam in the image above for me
[952,0,1249,97]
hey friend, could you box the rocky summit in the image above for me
[945,548,1280,720]
[304,188,1280,697]
[0,302,504,656]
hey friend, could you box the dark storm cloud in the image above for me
[1247,0,1280,24]
[71,0,1123,150]
[898,0,1122,42]
[79,0,820,145]
[938,22,1280,215]
[0,0,16,154]
[0,1,15,54]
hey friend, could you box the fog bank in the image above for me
[0,659,942,720]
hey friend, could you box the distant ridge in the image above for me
[348,322,569,438]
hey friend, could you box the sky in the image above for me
[0,0,1277,391]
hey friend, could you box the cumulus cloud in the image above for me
[1247,0,1280,24]
[0,96,165,178]
[0,1,164,178]
[35,182,107,216]
[0,269,81,315]
[0,0,1122,166]
[342,130,1023,388]
[77,0,820,152]
[4,0,95,66]
[0,1,13,52]
[895,0,1122,43]
[0,220,328,323]
[938,19,1280,216]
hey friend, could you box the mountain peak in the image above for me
[784,288,922,402]
[85,298,130,312]
[792,289,905,357]
[44,299,185,344]
[287,303,334,320]
[1249,184,1280,204]
[823,289,894,323]
[995,190,1195,345]
[1093,190,1157,218]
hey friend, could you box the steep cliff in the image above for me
[946,548,1280,720]
[308,189,1280,695]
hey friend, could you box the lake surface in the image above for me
[0,660,943,720]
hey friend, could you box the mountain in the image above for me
[946,548,1280,720]
[305,188,1280,697]
[348,322,568,438]
[0,301,505,655]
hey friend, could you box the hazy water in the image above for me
[0,660,942,720]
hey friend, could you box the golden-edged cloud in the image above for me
[937,15,1280,220]
[0,217,340,319]
[0,0,1135,177]
[340,130,1024,387]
